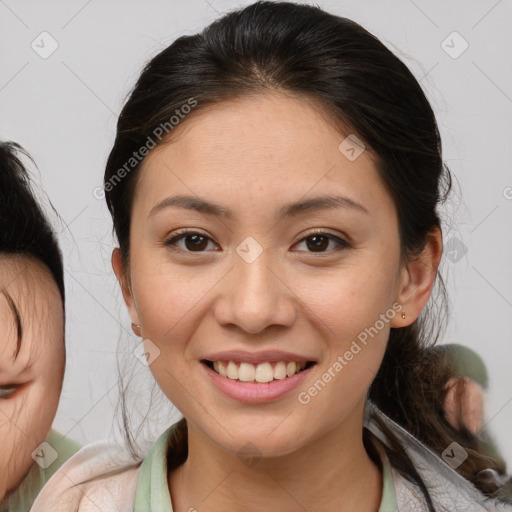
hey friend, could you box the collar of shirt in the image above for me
[133,421,399,512]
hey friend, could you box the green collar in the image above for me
[134,423,177,511]
[134,421,398,512]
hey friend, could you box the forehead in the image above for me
[0,255,63,368]
[135,92,392,218]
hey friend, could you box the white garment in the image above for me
[30,440,140,511]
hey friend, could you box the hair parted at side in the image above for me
[0,140,65,305]
[103,1,511,507]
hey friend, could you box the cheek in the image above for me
[0,387,54,491]
[130,254,222,341]
[299,259,399,338]
[295,277,394,431]
[21,337,65,448]
[0,409,28,486]
[1,375,62,445]
[29,380,61,438]
[297,260,397,398]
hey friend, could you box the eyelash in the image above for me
[163,229,351,255]
[0,384,22,400]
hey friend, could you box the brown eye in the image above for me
[305,234,330,252]
[164,231,219,253]
[294,232,350,254]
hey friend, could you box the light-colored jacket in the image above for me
[30,402,512,511]
[366,402,512,511]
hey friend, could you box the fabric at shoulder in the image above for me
[30,441,141,512]
[365,401,512,511]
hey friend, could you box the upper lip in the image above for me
[201,350,316,365]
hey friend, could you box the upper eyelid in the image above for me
[0,381,29,390]
[165,229,349,250]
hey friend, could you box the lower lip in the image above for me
[201,361,315,404]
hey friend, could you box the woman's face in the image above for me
[0,256,64,498]
[115,92,430,458]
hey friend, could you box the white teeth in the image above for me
[210,360,309,382]
[255,362,274,383]
[226,361,239,380]
[273,361,287,380]
[213,361,228,377]
[286,362,297,377]
[239,362,256,382]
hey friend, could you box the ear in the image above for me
[390,226,443,327]
[112,248,141,331]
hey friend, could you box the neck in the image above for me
[168,399,383,512]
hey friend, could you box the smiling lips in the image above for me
[201,349,316,384]
[208,360,310,383]
[202,358,316,403]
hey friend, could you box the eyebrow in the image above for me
[147,194,370,220]
[1,288,23,359]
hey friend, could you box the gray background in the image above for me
[1,0,511,463]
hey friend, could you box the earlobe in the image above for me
[111,248,141,328]
[390,227,443,328]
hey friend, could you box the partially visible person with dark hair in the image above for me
[0,141,79,512]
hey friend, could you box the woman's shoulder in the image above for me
[366,402,512,511]
[30,439,142,512]
[387,458,512,512]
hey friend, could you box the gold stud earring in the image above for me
[401,312,406,319]
[131,322,141,335]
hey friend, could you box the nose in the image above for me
[212,249,297,334]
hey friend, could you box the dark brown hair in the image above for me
[0,141,65,303]
[104,2,510,508]
[0,141,66,360]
